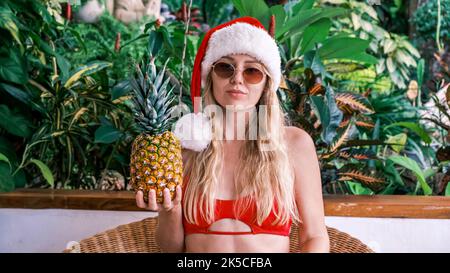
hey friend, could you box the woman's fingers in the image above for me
[136,186,182,212]
[147,189,159,211]
[162,188,172,211]
[135,191,146,209]
[173,185,182,206]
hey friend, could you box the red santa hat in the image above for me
[190,16,281,113]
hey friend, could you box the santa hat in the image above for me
[190,16,281,113]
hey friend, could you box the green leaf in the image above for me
[0,104,33,138]
[346,52,378,65]
[384,122,432,144]
[0,83,31,105]
[148,30,164,57]
[29,159,54,187]
[111,80,131,100]
[417,58,425,86]
[232,0,270,26]
[318,37,371,60]
[0,5,23,52]
[278,8,347,41]
[56,54,71,83]
[269,5,286,36]
[94,125,123,144]
[64,61,112,89]
[310,87,343,145]
[0,162,14,192]
[301,18,331,54]
[0,152,11,173]
[445,182,450,196]
[303,50,326,77]
[386,133,407,153]
[292,0,315,13]
[345,181,374,195]
[388,155,432,195]
[0,48,28,84]
[423,168,437,179]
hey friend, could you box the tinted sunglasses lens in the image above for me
[213,62,234,78]
[243,67,264,84]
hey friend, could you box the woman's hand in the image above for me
[135,186,182,213]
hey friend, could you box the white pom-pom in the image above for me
[173,112,212,152]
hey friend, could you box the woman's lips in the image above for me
[226,89,247,98]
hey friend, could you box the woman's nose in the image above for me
[230,68,244,84]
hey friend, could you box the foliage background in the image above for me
[0,0,448,196]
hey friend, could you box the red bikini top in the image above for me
[181,177,292,236]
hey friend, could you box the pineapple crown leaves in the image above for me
[130,57,177,135]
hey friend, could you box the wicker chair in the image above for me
[64,217,374,253]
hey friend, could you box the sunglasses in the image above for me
[212,62,266,84]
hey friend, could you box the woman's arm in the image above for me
[286,127,330,253]
[156,203,185,253]
[136,185,185,253]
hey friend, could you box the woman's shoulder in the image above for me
[284,126,316,152]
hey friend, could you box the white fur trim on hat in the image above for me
[173,112,212,152]
[201,22,281,91]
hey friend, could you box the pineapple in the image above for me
[129,57,183,203]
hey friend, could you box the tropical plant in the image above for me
[412,0,450,43]
[318,0,421,90]
[0,0,138,191]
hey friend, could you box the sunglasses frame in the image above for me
[211,61,267,84]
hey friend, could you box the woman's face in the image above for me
[211,54,268,111]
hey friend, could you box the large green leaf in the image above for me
[56,53,71,83]
[278,8,347,41]
[29,159,54,187]
[232,0,270,26]
[0,48,27,84]
[63,61,112,89]
[269,5,286,36]
[347,52,378,65]
[0,104,33,138]
[388,155,432,195]
[310,87,343,145]
[384,122,431,144]
[0,5,23,52]
[0,152,11,173]
[303,50,327,77]
[94,125,123,144]
[0,162,14,192]
[318,37,372,61]
[0,83,31,105]
[292,0,315,13]
[446,182,450,196]
[148,30,164,58]
[111,80,131,100]
[301,18,331,54]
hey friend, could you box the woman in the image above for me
[136,16,329,253]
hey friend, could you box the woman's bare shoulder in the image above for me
[284,126,314,148]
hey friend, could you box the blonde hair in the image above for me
[183,62,300,227]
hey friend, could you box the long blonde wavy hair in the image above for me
[182,60,300,227]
